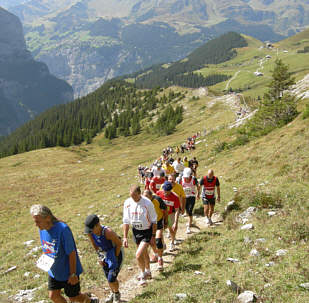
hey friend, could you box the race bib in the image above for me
[36,254,55,272]
[163,200,174,206]
[156,184,161,189]
[132,220,143,230]
[204,190,214,195]
[184,187,192,195]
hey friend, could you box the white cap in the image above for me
[183,167,192,178]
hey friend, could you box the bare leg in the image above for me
[108,280,119,293]
[49,290,67,303]
[69,293,91,303]
[136,241,149,272]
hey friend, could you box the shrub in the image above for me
[302,104,309,119]
[213,141,230,153]
[250,191,283,209]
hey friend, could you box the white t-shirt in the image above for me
[123,196,157,230]
[152,166,165,177]
[172,160,184,173]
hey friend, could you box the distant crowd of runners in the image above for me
[30,131,220,303]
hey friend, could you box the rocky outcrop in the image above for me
[0,7,73,136]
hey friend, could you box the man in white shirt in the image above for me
[172,157,184,177]
[123,185,157,286]
[152,163,165,178]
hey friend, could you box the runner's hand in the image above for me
[68,275,78,285]
[123,238,128,248]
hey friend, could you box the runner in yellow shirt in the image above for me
[162,161,175,176]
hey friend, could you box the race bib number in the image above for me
[204,190,214,195]
[184,187,192,195]
[132,220,143,230]
[36,254,55,272]
[163,200,174,206]
[156,184,161,189]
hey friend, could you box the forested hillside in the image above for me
[0,81,184,158]
[128,32,247,88]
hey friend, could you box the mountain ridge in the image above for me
[0,6,73,136]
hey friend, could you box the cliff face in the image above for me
[0,7,73,136]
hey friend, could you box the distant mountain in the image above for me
[0,7,73,136]
[0,1,27,9]
[6,0,309,96]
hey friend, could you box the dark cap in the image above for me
[162,181,173,191]
[84,214,99,234]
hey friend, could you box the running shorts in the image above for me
[48,276,80,298]
[185,196,196,216]
[102,251,123,283]
[132,227,152,245]
[157,218,163,230]
[202,197,216,205]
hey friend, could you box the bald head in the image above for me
[207,169,214,179]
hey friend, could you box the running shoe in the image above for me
[209,218,213,226]
[139,277,147,286]
[158,258,164,271]
[136,273,145,281]
[186,226,191,234]
[91,298,100,303]
[104,293,113,303]
[113,292,121,303]
[169,242,176,252]
[150,254,158,263]
[205,217,210,224]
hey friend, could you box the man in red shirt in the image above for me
[197,169,220,225]
[150,172,166,194]
[156,181,180,251]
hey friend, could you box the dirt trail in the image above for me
[90,213,223,302]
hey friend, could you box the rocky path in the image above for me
[225,70,241,91]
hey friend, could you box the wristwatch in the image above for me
[70,273,77,278]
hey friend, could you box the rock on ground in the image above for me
[241,224,254,230]
[237,290,257,303]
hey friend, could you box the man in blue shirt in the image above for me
[30,205,99,303]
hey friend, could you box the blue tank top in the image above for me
[91,225,114,252]
[91,225,119,270]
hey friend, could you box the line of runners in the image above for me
[30,152,220,303]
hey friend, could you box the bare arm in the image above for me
[105,228,122,257]
[123,223,129,248]
[68,250,78,285]
[217,186,221,202]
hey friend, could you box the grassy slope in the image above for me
[0,84,308,301]
[198,32,309,99]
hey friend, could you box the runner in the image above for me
[162,160,175,176]
[183,156,189,168]
[156,181,180,252]
[123,185,157,286]
[143,190,168,271]
[172,157,185,178]
[144,171,153,191]
[152,162,165,178]
[163,174,186,214]
[149,171,166,194]
[197,169,221,225]
[189,157,199,177]
[84,215,123,303]
[180,168,200,234]
[30,205,98,303]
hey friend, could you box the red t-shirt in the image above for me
[150,177,165,194]
[156,190,180,214]
[145,178,151,190]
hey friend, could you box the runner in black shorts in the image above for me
[123,185,157,286]
[143,190,168,271]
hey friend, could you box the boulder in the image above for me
[276,249,287,256]
[299,283,309,290]
[241,224,254,230]
[249,249,260,257]
[237,291,257,303]
[236,207,257,224]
